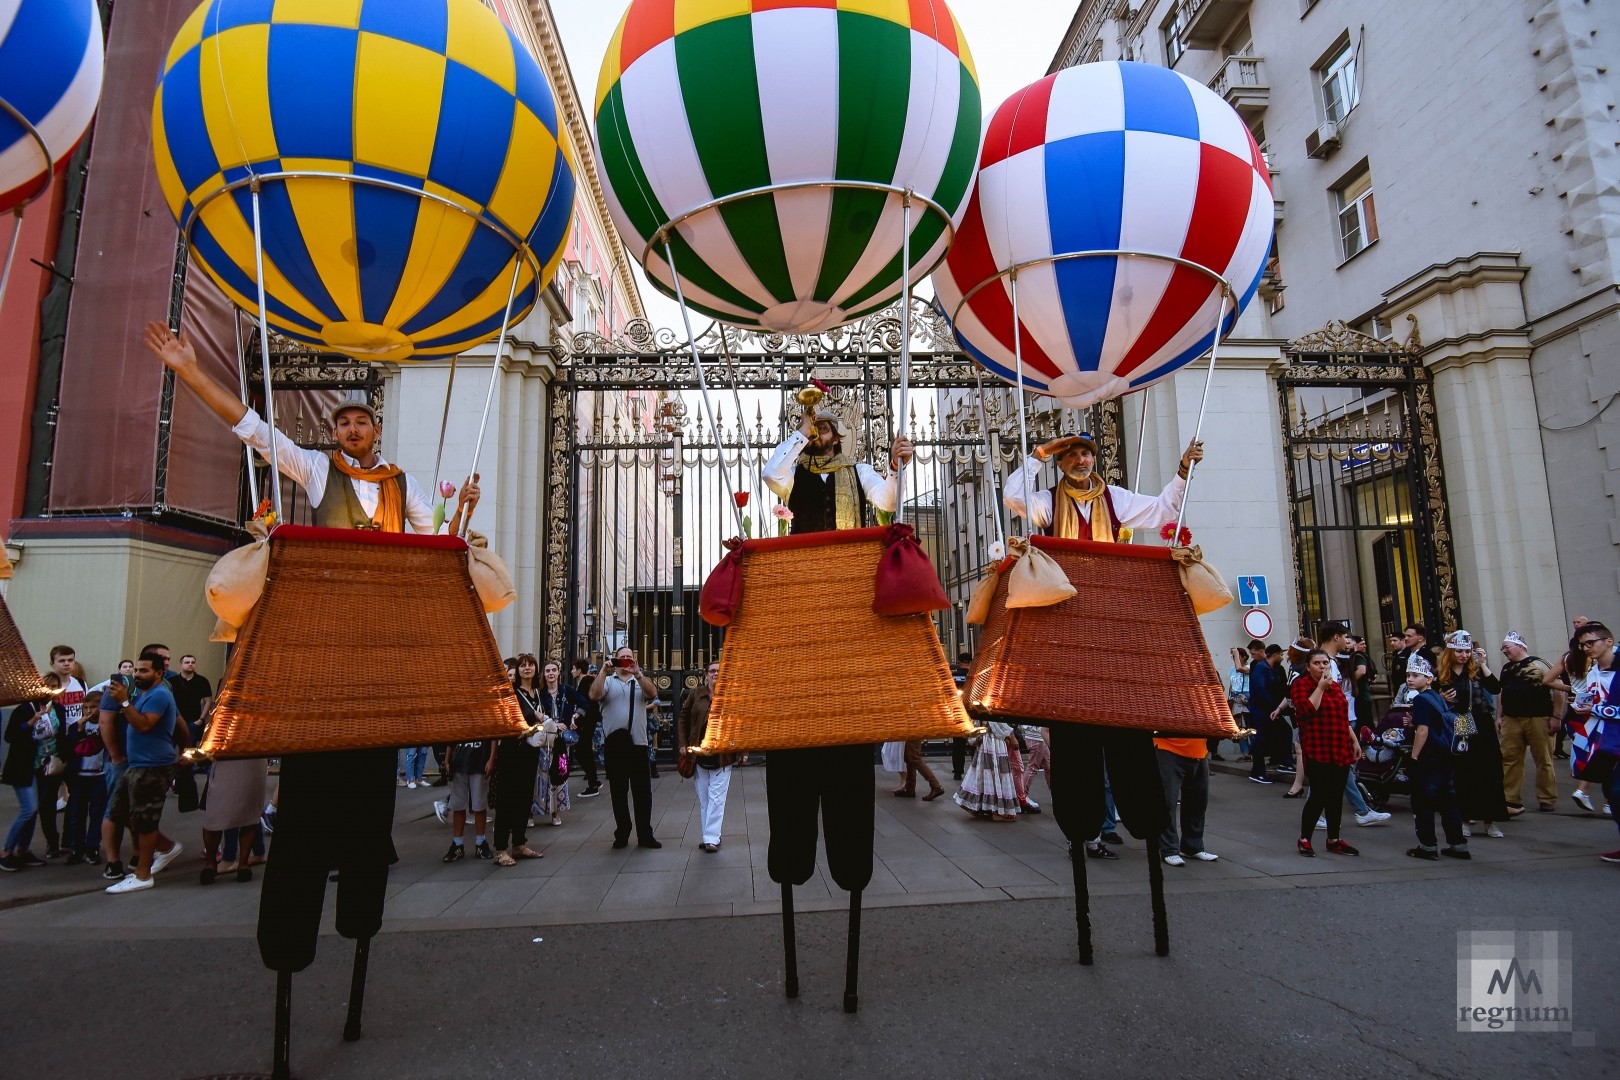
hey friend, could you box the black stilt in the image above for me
[342,937,371,1042]
[1147,847,1169,957]
[781,881,799,999]
[1071,845,1093,965]
[272,970,292,1080]
[842,889,862,1014]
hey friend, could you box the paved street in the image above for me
[2,759,1616,1078]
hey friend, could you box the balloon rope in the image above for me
[0,210,22,322]
[893,192,913,525]
[663,239,746,535]
[717,327,763,514]
[971,365,1006,550]
[1131,383,1151,506]
[1173,287,1231,538]
[459,255,526,537]
[232,312,259,508]
[249,182,283,520]
[429,353,460,504]
[1008,271,1033,539]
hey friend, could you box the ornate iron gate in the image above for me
[543,301,1123,722]
[1277,321,1458,645]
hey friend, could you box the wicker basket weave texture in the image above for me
[201,532,525,758]
[969,540,1236,737]
[0,595,53,707]
[702,533,976,752]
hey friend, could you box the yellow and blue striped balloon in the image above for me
[152,0,575,362]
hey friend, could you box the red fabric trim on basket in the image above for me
[1030,534,1171,561]
[270,523,469,552]
[740,525,888,555]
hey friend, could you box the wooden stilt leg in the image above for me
[342,937,370,1042]
[781,881,799,999]
[1071,845,1093,965]
[1148,847,1169,957]
[843,889,862,1014]
[272,970,292,1080]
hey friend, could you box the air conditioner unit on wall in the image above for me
[1305,122,1341,159]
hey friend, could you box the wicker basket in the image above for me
[701,527,976,752]
[0,594,54,707]
[201,525,527,758]
[967,535,1237,737]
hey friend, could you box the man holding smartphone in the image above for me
[590,647,661,849]
[102,651,182,893]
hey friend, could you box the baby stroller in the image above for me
[1356,705,1415,810]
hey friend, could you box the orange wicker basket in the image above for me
[0,594,54,707]
[968,535,1237,737]
[201,525,527,758]
[701,527,976,752]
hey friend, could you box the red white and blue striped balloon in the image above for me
[0,0,104,213]
[934,61,1274,408]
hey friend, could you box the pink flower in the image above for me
[772,505,793,522]
[439,481,457,499]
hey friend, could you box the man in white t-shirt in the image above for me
[40,646,87,858]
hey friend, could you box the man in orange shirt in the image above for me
[1155,734,1218,866]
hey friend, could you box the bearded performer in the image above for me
[144,324,477,1062]
[759,407,911,1011]
[1003,431,1201,962]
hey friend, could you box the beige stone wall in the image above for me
[2,536,225,684]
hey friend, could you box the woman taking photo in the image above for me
[1290,650,1360,856]
[1437,631,1508,838]
[535,661,575,829]
[490,654,546,867]
[1,674,63,870]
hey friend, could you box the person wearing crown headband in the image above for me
[1437,630,1508,839]
[1404,654,1469,861]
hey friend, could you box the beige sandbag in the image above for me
[209,616,237,644]
[205,521,271,629]
[965,564,1002,625]
[1005,539,1077,609]
[465,531,516,614]
[1171,545,1233,615]
[0,543,12,580]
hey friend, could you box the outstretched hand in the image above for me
[143,322,198,375]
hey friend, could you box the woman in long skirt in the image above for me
[1438,631,1508,836]
[535,661,574,827]
[200,758,268,883]
[955,722,1021,821]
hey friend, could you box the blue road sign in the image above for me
[1238,575,1269,607]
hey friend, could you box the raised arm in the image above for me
[1003,456,1053,528]
[144,323,247,426]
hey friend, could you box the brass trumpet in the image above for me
[795,383,824,429]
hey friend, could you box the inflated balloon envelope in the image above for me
[697,527,975,752]
[967,535,1237,738]
[200,525,527,759]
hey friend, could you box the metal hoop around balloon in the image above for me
[0,93,56,321]
[179,171,544,527]
[949,250,1236,540]
[648,181,960,531]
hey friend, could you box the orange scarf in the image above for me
[329,453,405,533]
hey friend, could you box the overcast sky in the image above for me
[550,0,1079,330]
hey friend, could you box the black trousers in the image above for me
[1247,713,1269,777]
[1301,761,1349,841]
[1046,723,1169,846]
[603,729,653,843]
[492,742,539,851]
[1412,761,1465,849]
[765,744,875,893]
[574,719,599,787]
[950,737,967,779]
[257,747,397,974]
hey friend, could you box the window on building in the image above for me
[1335,166,1378,261]
[1225,19,1254,58]
[1318,37,1358,124]
[1162,6,1189,66]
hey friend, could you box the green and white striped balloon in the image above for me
[595,0,981,334]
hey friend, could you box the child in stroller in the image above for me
[1356,704,1416,809]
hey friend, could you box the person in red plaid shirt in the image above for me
[1290,650,1362,857]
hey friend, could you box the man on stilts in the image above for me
[760,405,911,1011]
[144,324,478,1073]
[1004,431,1202,964]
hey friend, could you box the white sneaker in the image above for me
[55,797,67,812]
[1315,816,1327,830]
[406,781,417,790]
[1189,851,1219,862]
[105,874,153,894]
[433,801,448,824]
[1487,825,1505,838]
[1461,825,1473,837]
[1573,789,1594,812]
[550,815,563,827]
[1355,810,1392,827]
[1162,854,1185,866]
[150,842,183,875]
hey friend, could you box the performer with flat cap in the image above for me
[759,402,911,1011]
[1002,430,1203,961]
[144,323,478,1057]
